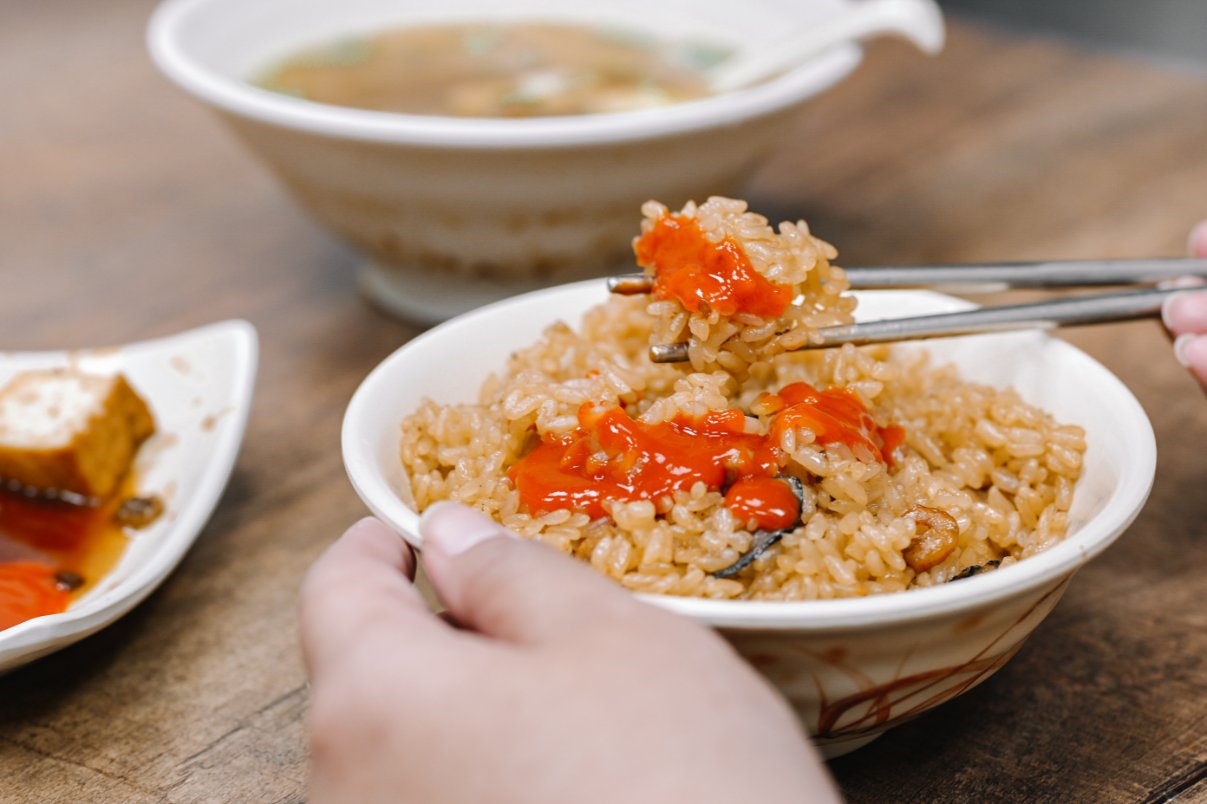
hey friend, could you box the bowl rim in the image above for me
[146,0,863,149]
[342,279,1157,631]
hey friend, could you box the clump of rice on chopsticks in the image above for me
[634,197,855,376]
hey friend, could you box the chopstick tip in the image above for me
[649,343,689,363]
[608,274,654,295]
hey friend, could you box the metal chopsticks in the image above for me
[607,258,1207,363]
[607,258,1207,296]
[843,258,1207,291]
[647,286,1184,362]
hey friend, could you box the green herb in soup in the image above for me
[255,22,727,118]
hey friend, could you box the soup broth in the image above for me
[256,22,726,118]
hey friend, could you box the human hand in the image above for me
[299,506,840,804]
[1162,221,1207,393]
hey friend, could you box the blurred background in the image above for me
[945,0,1207,70]
[3,1,1207,802]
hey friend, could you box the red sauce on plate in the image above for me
[633,213,793,318]
[0,486,131,631]
[509,383,904,529]
[0,562,70,631]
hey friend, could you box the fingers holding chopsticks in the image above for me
[1162,221,1207,393]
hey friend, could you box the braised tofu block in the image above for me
[0,370,155,499]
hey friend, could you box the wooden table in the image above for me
[3,2,1205,801]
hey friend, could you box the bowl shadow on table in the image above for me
[0,600,157,720]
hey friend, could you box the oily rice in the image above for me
[640,197,856,378]
[399,200,1086,601]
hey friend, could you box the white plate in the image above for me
[0,320,258,671]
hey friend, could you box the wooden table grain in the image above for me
[2,2,1205,801]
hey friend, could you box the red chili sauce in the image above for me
[723,477,800,532]
[633,213,793,317]
[0,487,129,631]
[509,383,904,530]
[763,382,905,465]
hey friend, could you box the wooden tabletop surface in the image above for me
[3,2,1206,801]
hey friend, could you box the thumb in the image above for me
[1164,221,1207,392]
[418,502,638,644]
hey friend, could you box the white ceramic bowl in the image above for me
[341,281,1155,757]
[148,0,941,324]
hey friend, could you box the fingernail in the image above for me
[1173,334,1194,367]
[1173,333,1207,369]
[420,501,513,556]
[1162,289,1207,332]
[1189,221,1207,258]
[1163,292,1186,330]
